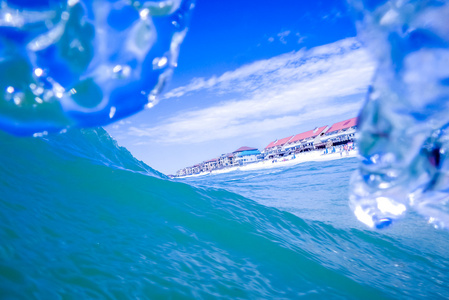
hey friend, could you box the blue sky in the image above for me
[105,0,375,174]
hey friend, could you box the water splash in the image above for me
[0,0,194,135]
[349,0,449,229]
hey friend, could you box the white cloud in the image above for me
[164,38,368,99]
[277,30,291,44]
[132,38,375,145]
[296,32,305,44]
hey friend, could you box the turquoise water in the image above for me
[1,128,449,298]
[1,0,449,298]
[1,0,449,229]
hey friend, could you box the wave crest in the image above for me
[349,0,449,229]
[0,0,194,135]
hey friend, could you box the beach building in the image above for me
[175,117,358,177]
[233,146,261,165]
[192,164,202,174]
[219,153,235,167]
[177,165,196,176]
[264,136,294,158]
[284,125,328,152]
[176,168,186,177]
[321,117,357,146]
[203,158,218,171]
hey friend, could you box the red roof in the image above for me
[327,117,358,134]
[265,141,277,149]
[265,135,293,149]
[204,158,218,163]
[233,146,258,153]
[288,126,327,144]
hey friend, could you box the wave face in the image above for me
[349,0,449,229]
[0,0,194,135]
[1,129,449,298]
[2,0,449,232]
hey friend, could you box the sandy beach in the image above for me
[181,149,358,177]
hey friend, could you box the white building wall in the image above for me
[236,154,258,164]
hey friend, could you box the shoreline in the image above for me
[178,149,357,178]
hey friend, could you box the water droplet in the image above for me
[34,87,44,96]
[61,11,70,21]
[375,218,392,229]
[13,95,22,105]
[380,9,399,26]
[146,93,159,109]
[68,0,79,7]
[5,13,12,23]
[109,106,116,119]
[158,57,167,67]
[34,68,43,77]
[52,81,65,99]
[32,131,48,138]
[152,56,168,69]
[112,65,131,79]
[140,8,150,20]
[113,65,122,73]
[0,0,195,135]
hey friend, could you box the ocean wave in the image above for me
[0,0,194,135]
[3,0,449,232]
[1,0,449,297]
[349,0,449,229]
[0,129,376,298]
[1,127,449,297]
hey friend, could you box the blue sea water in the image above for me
[1,0,449,298]
[1,0,449,229]
[1,128,449,298]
